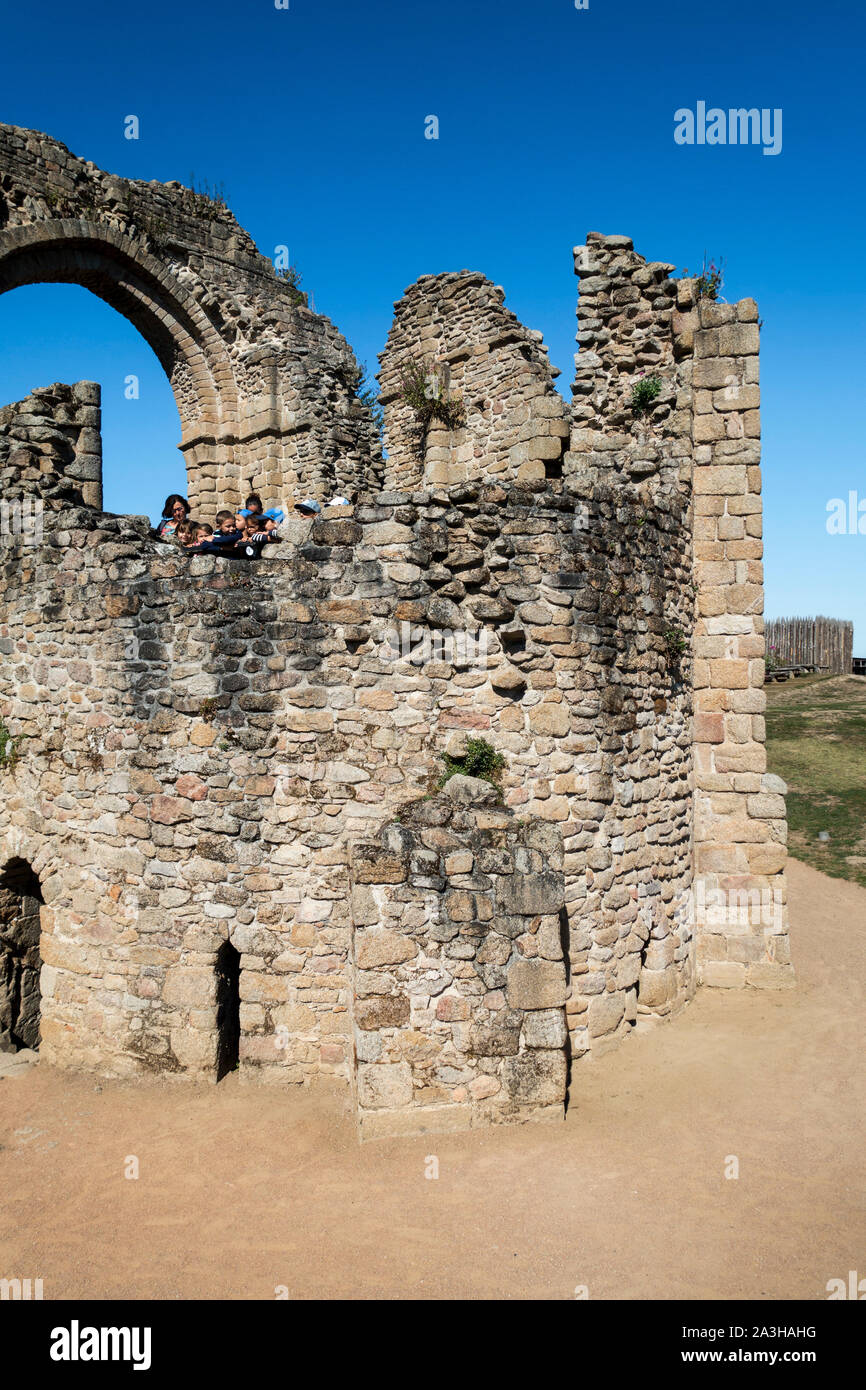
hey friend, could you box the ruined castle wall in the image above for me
[349,794,568,1139]
[0,220,793,1136]
[0,431,696,1111]
[0,506,363,1085]
[567,231,686,493]
[328,481,697,1067]
[0,381,102,510]
[567,232,792,989]
[0,123,381,513]
[688,294,792,986]
[378,272,569,492]
[373,261,699,1064]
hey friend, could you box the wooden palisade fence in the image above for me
[765,616,853,674]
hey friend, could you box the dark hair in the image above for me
[215,510,234,524]
[162,493,189,518]
[245,493,263,512]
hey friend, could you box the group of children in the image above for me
[157,491,290,558]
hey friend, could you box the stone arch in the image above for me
[0,123,382,511]
[0,222,240,491]
[0,857,44,1052]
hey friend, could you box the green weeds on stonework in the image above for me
[663,628,688,676]
[683,253,725,302]
[437,736,505,793]
[184,175,231,219]
[274,264,308,307]
[399,358,466,457]
[664,628,688,655]
[0,719,25,772]
[631,373,662,416]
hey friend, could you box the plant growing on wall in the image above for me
[399,357,466,455]
[437,736,505,792]
[184,175,231,219]
[275,264,307,307]
[685,253,725,301]
[631,372,663,416]
[0,719,25,772]
[663,627,689,675]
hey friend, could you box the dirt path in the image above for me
[1,858,863,1301]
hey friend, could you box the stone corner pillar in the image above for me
[690,294,794,990]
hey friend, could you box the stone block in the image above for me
[637,967,678,1008]
[496,873,564,915]
[501,1049,567,1105]
[355,929,417,969]
[162,968,215,1010]
[359,1105,472,1140]
[357,1061,413,1109]
[350,885,379,927]
[529,702,570,736]
[586,991,626,1037]
[170,1029,217,1070]
[718,324,760,356]
[436,994,470,1022]
[354,994,411,1030]
[701,960,747,988]
[521,1008,567,1048]
[506,959,567,1010]
[468,1022,521,1055]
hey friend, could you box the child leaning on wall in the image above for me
[239,491,284,529]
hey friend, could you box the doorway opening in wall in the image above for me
[0,859,43,1053]
[215,940,241,1081]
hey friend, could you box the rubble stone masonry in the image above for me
[0,127,792,1140]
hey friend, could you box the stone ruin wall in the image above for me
[0,380,103,511]
[0,139,793,1137]
[0,363,700,1136]
[566,232,790,985]
[378,270,570,492]
[0,123,382,515]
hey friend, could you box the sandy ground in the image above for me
[1,858,863,1301]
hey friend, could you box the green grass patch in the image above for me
[765,674,866,889]
[437,736,505,794]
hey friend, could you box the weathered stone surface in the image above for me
[501,1050,567,1105]
[521,1009,568,1048]
[442,774,500,806]
[468,1022,521,1056]
[354,995,411,1030]
[586,991,626,1037]
[506,959,567,1010]
[357,1061,413,1109]
[355,930,418,969]
[496,874,564,916]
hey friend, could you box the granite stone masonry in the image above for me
[0,128,792,1140]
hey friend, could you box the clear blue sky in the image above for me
[1,0,863,646]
